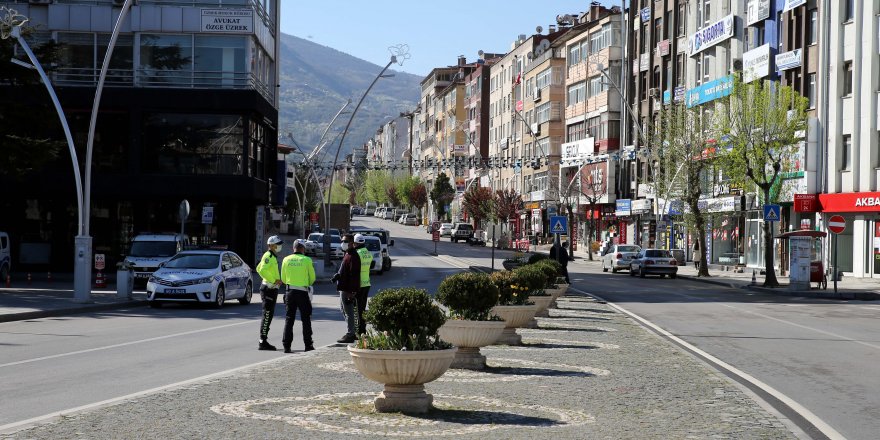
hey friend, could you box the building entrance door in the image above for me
[873,220,880,278]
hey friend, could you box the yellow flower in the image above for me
[510,284,518,289]
[513,293,518,297]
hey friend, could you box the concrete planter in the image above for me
[438,319,506,369]
[491,304,539,345]
[527,295,554,326]
[348,346,456,413]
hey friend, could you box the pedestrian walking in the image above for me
[693,241,702,269]
[255,235,283,351]
[332,234,361,343]
[354,233,374,336]
[559,241,571,284]
[280,241,316,353]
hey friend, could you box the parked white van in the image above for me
[124,233,189,284]
[364,202,377,216]
[0,232,10,280]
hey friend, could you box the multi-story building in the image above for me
[463,54,502,195]
[417,63,462,217]
[556,5,623,250]
[0,0,280,269]
[817,0,880,279]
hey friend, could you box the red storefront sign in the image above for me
[818,192,880,212]
[571,222,578,251]
[794,194,819,212]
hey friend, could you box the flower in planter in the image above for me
[436,272,501,321]
[490,270,533,306]
[356,287,451,351]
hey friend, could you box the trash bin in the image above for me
[116,262,133,299]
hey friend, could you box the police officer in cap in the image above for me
[256,235,284,350]
[281,241,316,353]
[353,233,374,336]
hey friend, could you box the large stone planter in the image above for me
[490,304,539,345]
[545,284,569,308]
[438,319,506,369]
[526,295,554,327]
[348,346,456,413]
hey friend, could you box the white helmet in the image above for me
[353,233,366,244]
[266,235,283,246]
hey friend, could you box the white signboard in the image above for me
[775,49,802,71]
[631,199,653,215]
[747,0,770,25]
[201,9,254,34]
[789,236,812,283]
[202,206,214,225]
[743,44,771,83]
[689,14,735,56]
[94,254,105,270]
[782,0,807,13]
[639,53,649,72]
[561,137,595,161]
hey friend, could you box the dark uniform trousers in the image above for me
[356,286,370,335]
[282,287,313,349]
[259,284,279,340]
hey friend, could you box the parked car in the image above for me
[350,206,363,216]
[364,202,377,216]
[629,249,678,278]
[361,235,384,275]
[381,209,396,220]
[307,233,344,259]
[124,233,190,286]
[438,223,454,237]
[300,236,322,256]
[402,214,419,226]
[450,223,474,243]
[146,250,253,308]
[601,244,642,273]
[352,228,394,271]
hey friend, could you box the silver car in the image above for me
[629,249,679,278]
[601,244,642,273]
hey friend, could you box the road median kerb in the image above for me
[0,299,148,323]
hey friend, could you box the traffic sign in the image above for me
[763,204,781,222]
[201,206,214,224]
[828,215,846,234]
[550,215,568,234]
[94,254,105,270]
[432,230,440,242]
[432,221,441,233]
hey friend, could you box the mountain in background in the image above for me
[278,34,422,161]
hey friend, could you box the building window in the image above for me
[842,134,852,170]
[702,53,711,83]
[844,0,854,22]
[808,9,818,45]
[567,81,586,105]
[654,18,663,46]
[695,57,702,85]
[704,0,711,25]
[140,34,193,86]
[143,113,245,175]
[843,61,853,96]
[588,75,603,98]
[807,73,816,108]
[568,43,581,67]
[677,3,685,37]
[676,53,685,86]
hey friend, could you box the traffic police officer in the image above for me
[256,235,283,351]
[353,233,374,336]
[280,241,316,353]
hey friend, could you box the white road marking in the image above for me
[571,286,846,440]
[0,353,295,435]
[0,320,252,369]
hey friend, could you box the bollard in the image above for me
[750,270,757,286]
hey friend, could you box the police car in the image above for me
[146,250,252,308]
[361,235,384,275]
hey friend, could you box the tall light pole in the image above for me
[322,45,409,268]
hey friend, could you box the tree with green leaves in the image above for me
[364,170,390,205]
[652,102,718,276]
[719,74,808,287]
[430,173,455,221]
[462,185,494,228]
[326,181,349,204]
[493,188,520,244]
[395,175,418,209]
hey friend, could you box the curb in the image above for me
[679,274,879,301]
[0,300,148,323]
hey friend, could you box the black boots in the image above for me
[258,339,277,351]
[336,334,356,343]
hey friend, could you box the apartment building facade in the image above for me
[0,0,280,269]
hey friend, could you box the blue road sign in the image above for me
[550,216,568,234]
[763,204,781,222]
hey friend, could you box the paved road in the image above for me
[0,219,461,430]
[373,215,880,440]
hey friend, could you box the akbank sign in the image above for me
[686,75,733,108]
[688,14,735,56]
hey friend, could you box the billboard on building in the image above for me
[201,9,254,34]
[688,14,735,56]
[775,49,802,71]
[747,0,770,25]
[743,44,771,83]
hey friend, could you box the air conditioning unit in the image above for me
[648,88,659,98]
[533,88,542,102]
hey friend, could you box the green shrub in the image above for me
[532,259,562,287]
[489,270,531,305]
[436,272,500,320]
[359,287,449,350]
[513,265,547,295]
[527,253,548,264]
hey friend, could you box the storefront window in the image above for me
[142,113,244,175]
[139,34,193,86]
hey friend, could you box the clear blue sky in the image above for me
[281,1,618,77]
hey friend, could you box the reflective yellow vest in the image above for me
[255,251,280,285]
[356,247,372,288]
[281,253,316,287]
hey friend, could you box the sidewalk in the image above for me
[0,292,801,439]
